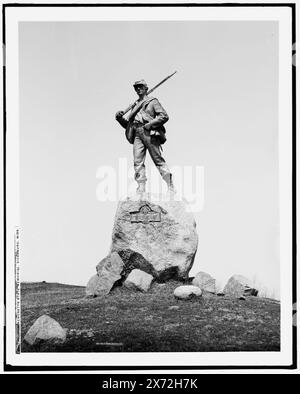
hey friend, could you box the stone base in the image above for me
[110,194,198,281]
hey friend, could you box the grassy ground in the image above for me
[21,281,280,352]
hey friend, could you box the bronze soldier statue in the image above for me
[115,79,175,195]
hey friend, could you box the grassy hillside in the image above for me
[21,281,280,352]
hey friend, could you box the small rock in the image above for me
[86,275,102,297]
[86,252,124,297]
[173,285,202,300]
[239,296,246,301]
[168,305,180,310]
[24,315,67,346]
[124,269,154,292]
[217,292,225,296]
[164,323,181,330]
[192,271,216,293]
[223,275,258,298]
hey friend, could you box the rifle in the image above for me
[122,71,177,116]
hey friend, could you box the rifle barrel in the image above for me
[148,71,177,95]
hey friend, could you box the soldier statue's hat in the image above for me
[133,79,148,88]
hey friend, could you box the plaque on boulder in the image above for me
[130,204,161,224]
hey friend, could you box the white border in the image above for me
[4,4,294,368]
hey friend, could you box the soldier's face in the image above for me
[134,85,147,97]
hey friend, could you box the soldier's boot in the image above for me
[163,174,176,194]
[136,182,146,195]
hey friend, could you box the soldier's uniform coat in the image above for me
[116,96,172,184]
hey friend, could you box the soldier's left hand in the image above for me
[143,123,152,131]
[115,110,124,119]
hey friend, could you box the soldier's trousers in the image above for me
[133,126,171,183]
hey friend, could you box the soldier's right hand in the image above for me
[115,111,124,119]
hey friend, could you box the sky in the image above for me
[19,20,279,298]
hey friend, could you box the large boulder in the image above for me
[192,271,216,293]
[86,252,124,296]
[110,194,198,281]
[24,315,67,346]
[124,269,154,292]
[223,275,258,297]
[174,285,202,300]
